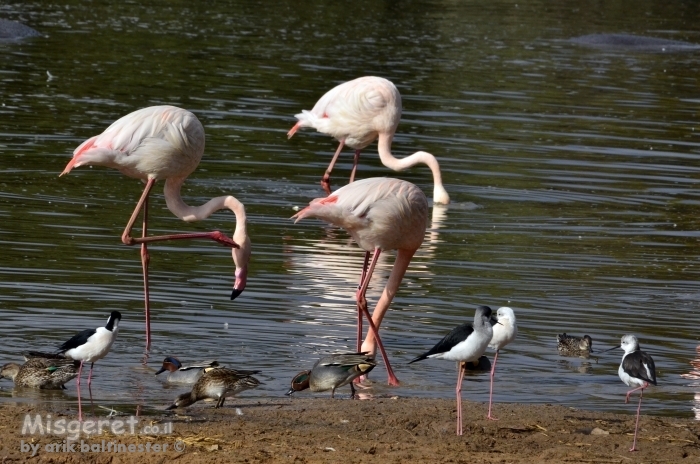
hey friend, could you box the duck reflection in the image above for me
[556,359,595,374]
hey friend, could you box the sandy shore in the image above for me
[1,397,699,463]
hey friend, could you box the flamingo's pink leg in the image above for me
[321,140,345,195]
[356,251,370,352]
[121,178,240,248]
[356,249,399,386]
[141,194,151,350]
[349,149,361,183]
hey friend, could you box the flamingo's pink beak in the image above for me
[231,268,247,300]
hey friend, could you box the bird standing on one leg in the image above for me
[60,106,251,350]
[409,306,496,435]
[486,306,517,420]
[293,177,428,386]
[58,311,121,421]
[287,76,450,204]
[607,334,657,452]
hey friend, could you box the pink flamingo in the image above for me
[287,76,450,205]
[60,106,251,349]
[293,177,428,385]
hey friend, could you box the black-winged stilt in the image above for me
[58,311,121,421]
[487,306,517,420]
[606,334,657,452]
[409,305,495,435]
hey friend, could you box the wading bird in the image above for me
[288,76,450,204]
[606,334,657,452]
[293,177,428,386]
[486,306,517,420]
[58,311,121,421]
[60,106,251,349]
[409,306,495,435]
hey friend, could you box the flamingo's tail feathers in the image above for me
[287,111,320,139]
[60,157,80,177]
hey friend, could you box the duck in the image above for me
[286,353,376,399]
[557,333,593,357]
[155,356,220,384]
[166,367,261,409]
[1,355,79,390]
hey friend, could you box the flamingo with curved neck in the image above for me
[287,76,450,204]
[60,105,250,349]
[293,177,429,386]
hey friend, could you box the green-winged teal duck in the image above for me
[155,356,220,384]
[1,356,79,390]
[166,367,260,409]
[286,353,376,398]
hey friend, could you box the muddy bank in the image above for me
[0,397,699,463]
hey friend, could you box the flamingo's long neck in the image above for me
[163,178,247,241]
[361,248,416,353]
[376,134,450,204]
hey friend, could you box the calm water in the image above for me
[1,0,700,419]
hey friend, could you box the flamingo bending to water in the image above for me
[287,76,450,205]
[60,106,251,349]
[293,177,428,385]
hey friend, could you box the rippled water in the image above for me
[1,0,700,419]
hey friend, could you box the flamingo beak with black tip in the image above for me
[231,267,247,300]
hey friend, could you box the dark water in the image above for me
[1,0,700,419]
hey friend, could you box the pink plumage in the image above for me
[288,76,450,204]
[293,177,428,385]
[61,105,251,349]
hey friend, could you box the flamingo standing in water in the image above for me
[287,76,450,205]
[60,106,251,349]
[293,177,428,385]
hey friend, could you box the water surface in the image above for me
[1,0,700,419]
